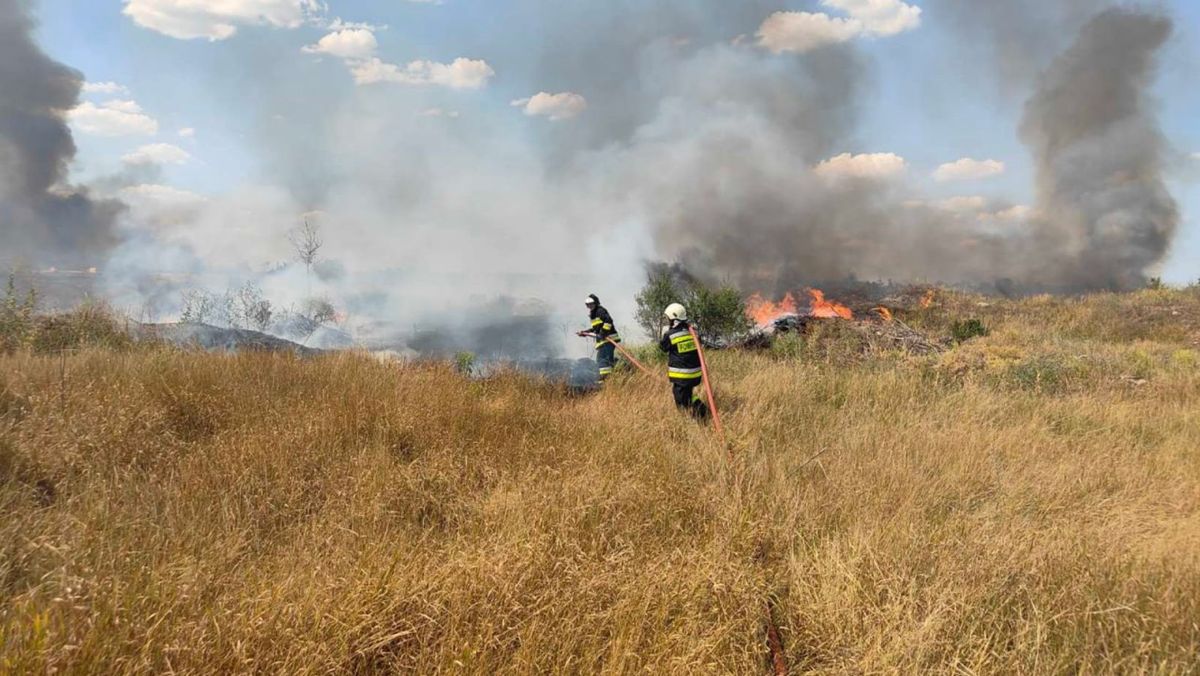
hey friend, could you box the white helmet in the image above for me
[664,303,687,321]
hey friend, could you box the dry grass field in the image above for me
[2,289,1199,673]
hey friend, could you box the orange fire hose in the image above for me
[605,338,657,378]
[687,325,725,442]
[578,333,658,379]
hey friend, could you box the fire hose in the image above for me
[605,338,657,378]
[588,328,784,672]
[687,327,787,673]
[577,333,658,378]
[687,325,725,443]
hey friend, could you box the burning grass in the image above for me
[2,289,1200,672]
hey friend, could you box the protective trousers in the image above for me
[596,342,617,380]
[672,381,709,419]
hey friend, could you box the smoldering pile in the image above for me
[735,285,948,356]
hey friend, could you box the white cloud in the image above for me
[350,57,494,89]
[302,25,492,90]
[823,0,922,36]
[122,143,192,166]
[933,158,1006,182]
[82,81,129,96]
[420,108,460,118]
[758,12,862,53]
[302,28,378,59]
[326,18,386,31]
[69,100,159,136]
[814,152,907,179]
[986,205,1032,222]
[122,0,322,41]
[511,92,588,121]
[757,0,920,53]
[178,127,196,138]
[936,195,988,212]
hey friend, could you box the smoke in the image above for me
[608,3,1178,294]
[925,0,1112,95]
[68,0,1181,356]
[0,0,123,268]
[1019,9,1177,291]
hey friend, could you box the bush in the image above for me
[454,351,476,375]
[29,302,134,353]
[0,276,36,354]
[951,318,989,343]
[634,263,752,345]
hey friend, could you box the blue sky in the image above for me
[29,0,1200,285]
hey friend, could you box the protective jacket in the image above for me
[659,320,702,381]
[588,305,621,350]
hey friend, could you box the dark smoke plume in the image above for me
[1020,9,1177,290]
[625,4,1178,294]
[0,0,122,268]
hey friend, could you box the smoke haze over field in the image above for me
[3,0,1192,350]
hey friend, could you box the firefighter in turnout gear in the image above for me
[658,303,709,419]
[578,294,621,380]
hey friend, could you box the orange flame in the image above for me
[747,292,798,326]
[920,289,936,309]
[874,306,894,321]
[808,289,853,319]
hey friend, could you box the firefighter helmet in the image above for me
[663,303,687,321]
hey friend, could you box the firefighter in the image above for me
[578,294,621,380]
[659,303,709,419]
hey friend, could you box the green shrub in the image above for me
[0,276,37,354]
[29,302,134,353]
[951,318,989,343]
[769,332,805,360]
[454,351,476,375]
[634,263,751,345]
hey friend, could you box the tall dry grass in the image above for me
[2,290,1200,673]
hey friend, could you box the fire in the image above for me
[747,289,854,324]
[920,289,936,309]
[747,292,798,326]
[807,289,853,319]
[874,306,894,321]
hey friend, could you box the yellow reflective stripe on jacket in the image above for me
[668,366,703,380]
[591,319,603,327]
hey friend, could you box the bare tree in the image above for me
[231,282,273,332]
[179,289,218,324]
[288,219,322,296]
